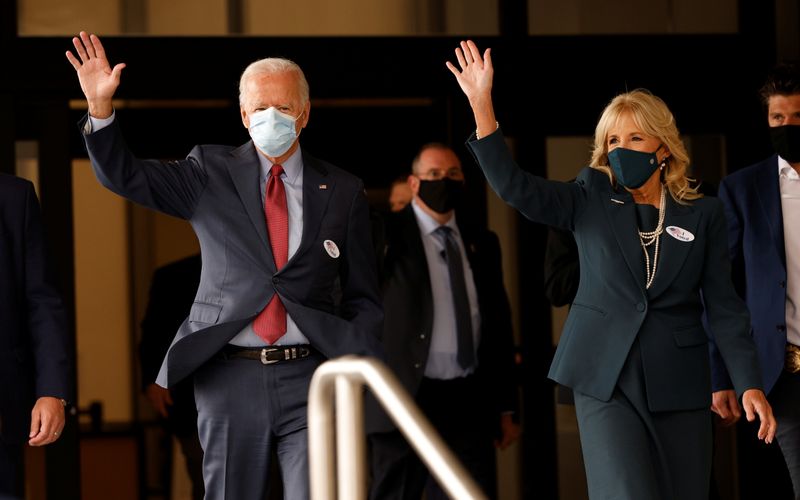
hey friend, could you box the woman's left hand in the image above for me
[741,389,777,444]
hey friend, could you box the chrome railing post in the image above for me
[308,367,336,500]
[308,356,487,500]
[335,374,366,499]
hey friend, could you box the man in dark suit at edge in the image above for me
[66,31,383,500]
[0,174,73,499]
[367,143,520,500]
[714,61,800,498]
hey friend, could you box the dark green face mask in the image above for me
[770,125,800,163]
[608,144,663,189]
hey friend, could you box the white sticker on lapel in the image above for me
[666,226,695,242]
[323,239,340,258]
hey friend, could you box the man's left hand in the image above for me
[28,397,66,446]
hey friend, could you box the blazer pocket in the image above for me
[189,302,222,325]
[673,326,707,347]
[571,302,607,317]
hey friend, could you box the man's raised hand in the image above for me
[65,31,125,119]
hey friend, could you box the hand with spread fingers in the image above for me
[65,31,126,119]
[445,40,498,139]
[28,397,66,447]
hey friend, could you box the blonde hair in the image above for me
[239,58,309,107]
[590,89,700,203]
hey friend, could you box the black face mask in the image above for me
[417,178,464,214]
[770,125,800,163]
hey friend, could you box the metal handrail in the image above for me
[308,355,487,500]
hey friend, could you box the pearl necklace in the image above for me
[638,186,666,289]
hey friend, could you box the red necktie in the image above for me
[253,164,288,344]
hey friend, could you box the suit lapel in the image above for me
[646,196,700,299]
[755,156,786,269]
[604,190,647,293]
[225,142,273,262]
[288,152,334,265]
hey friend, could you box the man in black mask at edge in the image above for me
[713,61,800,498]
[365,143,520,500]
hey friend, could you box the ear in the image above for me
[407,173,420,195]
[300,101,311,129]
[241,106,249,129]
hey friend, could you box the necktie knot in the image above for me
[271,164,284,178]
[435,225,453,240]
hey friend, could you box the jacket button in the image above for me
[419,333,426,340]
[636,302,645,312]
[414,363,421,369]
[272,277,279,284]
[778,325,786,332]
[781,281,786,288]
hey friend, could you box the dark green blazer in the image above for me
[467,129,762,412]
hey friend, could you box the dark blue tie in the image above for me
[435,226,475,370]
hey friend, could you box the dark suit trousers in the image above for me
[368,375,497,500]
[0,443,23,500]
[771,370,800,499]
[193,350,324,500]
[574,339,713,500]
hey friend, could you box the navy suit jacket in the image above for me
[0,174,72,443]
[467,129,762,412]
[79,116,383,387]
[365,205,518,434]
[714,155,786,395]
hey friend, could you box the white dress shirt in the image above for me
[779,156,800,347]
[411,199,481,379]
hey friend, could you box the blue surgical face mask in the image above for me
[607,144,664,189]
[248,107,303,158]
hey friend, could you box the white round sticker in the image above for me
[323,239,340,258]
[665,226,695,242]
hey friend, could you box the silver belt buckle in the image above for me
[260,347,280,365]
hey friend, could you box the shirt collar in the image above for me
[410,198,459,237]
[256,146,303,184]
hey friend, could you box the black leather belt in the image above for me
[221,344,316,365]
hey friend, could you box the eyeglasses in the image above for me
[415,167,464,181]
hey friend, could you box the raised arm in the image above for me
[446,40,586,230]
[65,31,125,119]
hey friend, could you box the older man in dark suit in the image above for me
[67,31,383,500]
[367,143,520,500]
[0,174,72,499]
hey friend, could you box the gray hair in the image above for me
[238,58,310,107]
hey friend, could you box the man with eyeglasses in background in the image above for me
[366,143,520,500]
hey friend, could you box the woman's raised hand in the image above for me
[446,40,493,105]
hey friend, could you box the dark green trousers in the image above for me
[574,339,713,500]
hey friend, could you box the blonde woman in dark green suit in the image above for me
[446,40,776,499]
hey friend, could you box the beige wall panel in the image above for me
[673,0,736,33]
[18,0,121,35]
[529,0,581,35]
[147,0,228,35]
[72,160,132,423]
[244,0,416,35]
[529,0,736,35]
[579,0,668,35]
[445,0,498,35]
